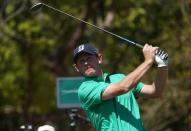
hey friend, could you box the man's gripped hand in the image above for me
[155,49,169,67]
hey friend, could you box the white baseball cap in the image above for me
[37,125,55,131]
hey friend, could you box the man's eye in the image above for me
[80,61,84,64]
[78,60,84,64]
[87,56,92,61]
[87,57,90,60]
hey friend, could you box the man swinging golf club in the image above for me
[73,43,168,131]
[31,3,169,130]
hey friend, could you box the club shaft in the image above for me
[31,3,144,48]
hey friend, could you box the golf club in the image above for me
[31,3,144,48]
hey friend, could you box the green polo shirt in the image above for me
[78,73,145,131]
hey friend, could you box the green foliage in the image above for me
[0,0,191,130]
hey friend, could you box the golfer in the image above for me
[73,43,168,131]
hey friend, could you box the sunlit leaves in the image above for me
[0,0,191,130]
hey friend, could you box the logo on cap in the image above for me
[78,45,84,52]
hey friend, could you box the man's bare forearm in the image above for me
[152,66,168,97]
[102,44,158,100]
[119,60,153,91]
[102,61,153,100]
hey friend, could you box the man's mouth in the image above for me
[85,67,94,73]
[86,68,92,72]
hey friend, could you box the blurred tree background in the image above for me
[0,0,191,130]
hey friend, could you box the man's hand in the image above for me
[155,49,169,67]
[143,44,158,65]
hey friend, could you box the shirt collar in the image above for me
[85,72,109,82]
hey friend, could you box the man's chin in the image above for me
[84,71,97,77]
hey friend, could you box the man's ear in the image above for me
[73,64,79,72]
[98,53,103,64]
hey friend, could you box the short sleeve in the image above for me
[78,81,109,109]
[132,82,144,95]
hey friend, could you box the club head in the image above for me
[31,3,43,12]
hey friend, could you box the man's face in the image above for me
[74,53,102,77]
